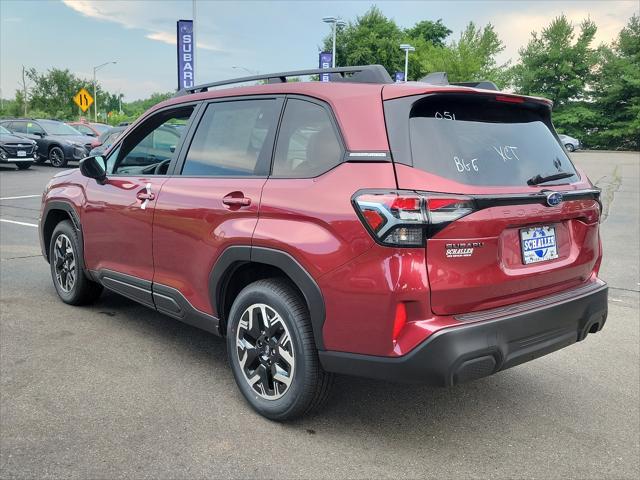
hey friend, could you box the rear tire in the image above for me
[16,162,32,170]
[565,143,575,152]
[227,278,333,420]
[49,220,102,305]
[49,146,68,168]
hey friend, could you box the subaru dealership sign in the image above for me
[177,20,194,90]
[319,52,332,82]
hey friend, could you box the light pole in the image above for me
[323,16,346,68]
[93,61,116,122]
[399,44,415,82]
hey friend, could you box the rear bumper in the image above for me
[319,281,608,385]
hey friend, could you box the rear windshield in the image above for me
[407,95,577,186]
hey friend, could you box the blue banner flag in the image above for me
[177,19,195,90]
[319,52,333,82]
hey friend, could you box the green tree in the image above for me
[590,15,640,149]
[322,7,405,77]
[512,15,598,107]
[404,19,451,47]
[320,8,504,83]
[25,67,112,121]
[416,22,508,86]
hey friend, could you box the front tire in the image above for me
[49,146,68,168]
[227,278,333,420]
[49,220,102,305]
[565,143,575,152]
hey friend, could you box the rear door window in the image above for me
[181,99,280,177]
[400,94,578,186]
[272,99,343,178]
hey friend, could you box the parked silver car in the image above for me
[559,134,581,152]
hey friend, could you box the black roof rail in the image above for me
[175,65,393,96]
[418,72,499,91]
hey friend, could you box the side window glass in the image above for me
[27,122,45,135]
[272,99,343,178]
[112,106,194,175]
[11,122,27,134]
[181,99,278,176]
[75,124,93,136]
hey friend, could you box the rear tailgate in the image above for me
[384,89,602,315]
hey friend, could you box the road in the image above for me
[1,152,638,479]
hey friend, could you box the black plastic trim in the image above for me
[152,283,220,335]
[175,65,393,95]
[40,200,82,261]
[319,282,608,385]
[94,269,155,308]
[93,269,221,335]
[471,188,601,209]
[210,246,326,349]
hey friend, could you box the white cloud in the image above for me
[61,0,223,51]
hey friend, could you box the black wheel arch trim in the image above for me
[40,200,83,261]
[210,245,327,350]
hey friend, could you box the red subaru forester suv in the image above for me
[40,66,608,420]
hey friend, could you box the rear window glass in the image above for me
[408,95,577,186]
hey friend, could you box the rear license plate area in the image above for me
[520,226,558,264]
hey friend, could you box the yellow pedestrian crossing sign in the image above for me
[73,88,94,112]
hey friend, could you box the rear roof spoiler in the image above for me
[419,72,499,91]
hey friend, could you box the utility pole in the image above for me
[92,61,116,123]
[21,66,28,116]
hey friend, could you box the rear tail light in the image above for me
[353,190,475,246]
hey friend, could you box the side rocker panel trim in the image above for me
[153,283,220,335]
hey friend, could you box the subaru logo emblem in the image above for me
[546,192,563,207]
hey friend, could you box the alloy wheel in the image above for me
[235,303,295,400]
[50,148,64,167]
[53,234,76,292]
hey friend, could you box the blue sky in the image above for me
[1,0,638,100]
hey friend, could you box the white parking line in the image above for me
[0,219,38,228]
[0,194,41,201]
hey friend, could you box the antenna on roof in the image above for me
[419,71,499,91]
[420,72,448,85]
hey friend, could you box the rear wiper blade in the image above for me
[527,171,575,186]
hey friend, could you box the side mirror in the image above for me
[34,131,45,137]
[79,156,107,184]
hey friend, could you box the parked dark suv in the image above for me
[39,66,608,420]
[0,118,94,167]
[0,124,38,169]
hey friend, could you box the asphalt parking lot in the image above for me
[1,152,638,479]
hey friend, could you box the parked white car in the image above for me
[559,134,581,152]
